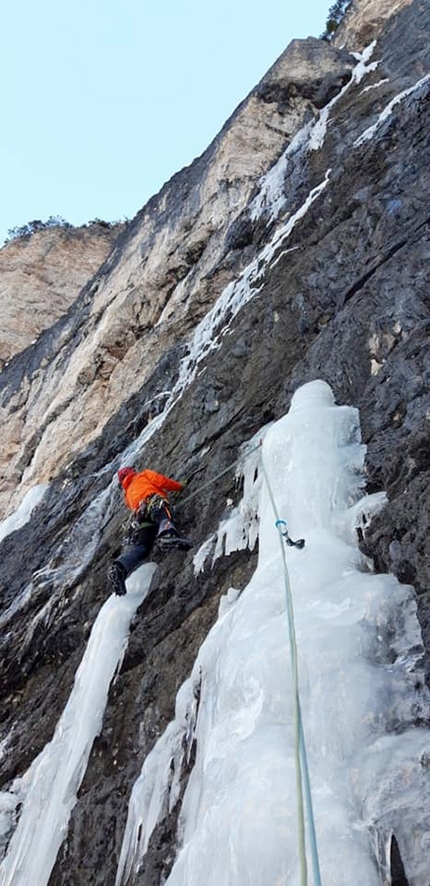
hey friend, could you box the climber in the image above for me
[108,466,190,596]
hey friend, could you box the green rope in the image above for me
[112,434,320,883]
[169,435,321,882]
[178,438,321,884]
[261,457,308,886]
[177,442,263,508]
[261,455,322,886]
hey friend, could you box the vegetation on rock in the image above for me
[321,0,353,39]
[4,216,121,245]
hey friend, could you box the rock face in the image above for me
[334,0,414,49]
[0,223,122,368]
[0,39,354,518]
[0,1,428,884]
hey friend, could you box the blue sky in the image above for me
[0,1,333,244]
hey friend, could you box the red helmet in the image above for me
[117,466,135,485]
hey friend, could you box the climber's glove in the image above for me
[171,482,187,502]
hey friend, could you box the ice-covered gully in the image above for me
[117,381,430,886]
[0,566,156,886]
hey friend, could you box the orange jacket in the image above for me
[121,469,183,512]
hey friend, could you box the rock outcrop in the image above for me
[0,223,122,368]
[0,1,428,884]
[334,0,414,49]
[0,39,355,518]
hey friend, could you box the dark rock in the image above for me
[257,37,355,109]
[225,216,254,251]
[390,834,410,886]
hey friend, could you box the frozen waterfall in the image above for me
[117,380,430,886]
[0,563,157,886]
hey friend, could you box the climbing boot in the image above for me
[108,562,127,596]
[157,532,192,551]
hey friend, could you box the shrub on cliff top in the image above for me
[321,0,353,40]
[3,216,124,245]
[4,216,72,244]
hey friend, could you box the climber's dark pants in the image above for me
[116,524,158,576]
[115,498,178,577]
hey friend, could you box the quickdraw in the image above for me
[143,495,173,521]
[275,519,305,550]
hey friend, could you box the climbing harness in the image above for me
[103,441,262,538]
[143,494,174,522]
[261,457,321,886]
[127,514,153,545]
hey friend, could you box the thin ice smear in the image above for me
[117,381,430,886]
[309,41,379,151]
[0,487,116,633]
[0,484,50,545]
[354,73,430,146]
[250,42,379,221]
[0,563,157,886]
[193,428,266,575]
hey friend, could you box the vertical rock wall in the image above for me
[0,1,428,884]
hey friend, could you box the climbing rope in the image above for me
[179,439,320,884]
[260,456,322,886]
[177,442,263,507]
[103,442,263,534]
[108,434,321,880]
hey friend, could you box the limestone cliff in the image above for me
[333,0,414,49]
[0,223,122,368]
[0,1,428,884]
[0,39,354,518]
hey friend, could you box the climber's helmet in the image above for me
[117,466,135,486]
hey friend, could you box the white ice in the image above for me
[249,125,312,222]
[193,430,266,575]
[354,73,430,146]
[361,78,389,94]
[116,380,430,886]
[0,486,116,636]
[0,563,157,886]
[249,43,379,223]
[309,41,379,152]
[124,170,330,467]
[0,484,50,545]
